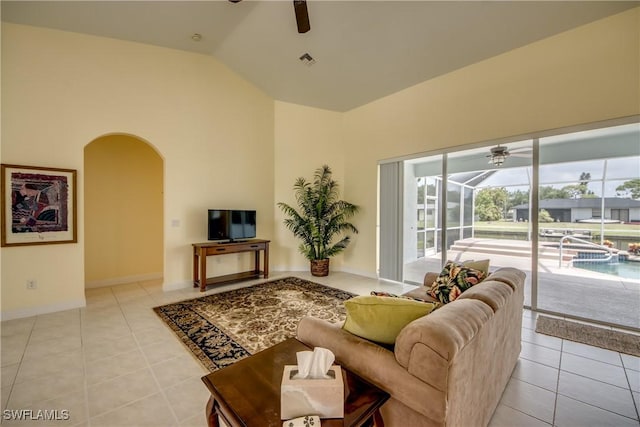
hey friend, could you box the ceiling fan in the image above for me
[486,145,531,167]
[229,0,310,34]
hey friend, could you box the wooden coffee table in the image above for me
[201,338,389,427]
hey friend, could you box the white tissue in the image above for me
[293,347,335,379]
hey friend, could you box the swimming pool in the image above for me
[574,261,640,280]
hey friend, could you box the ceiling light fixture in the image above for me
[191,33,202,42]
[487,145,510,167]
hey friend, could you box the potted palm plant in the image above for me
[277,165,359,276]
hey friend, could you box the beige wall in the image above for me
[1,23,274,318]
[273,101,346,272]
[1,8,638,318]
[342,8,640,276]
[84,135,163,286]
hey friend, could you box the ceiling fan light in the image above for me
[487,144,510,166]
[490,154,506,166]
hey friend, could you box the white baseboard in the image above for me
[271,264,309,273]
[158,266,379,292]
[336,266,378,280]
[85,272,163,288]
[1,298,86,321]
[163,280,194,292]
[271,265,378,279]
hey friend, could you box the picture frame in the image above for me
[1,164,77,247]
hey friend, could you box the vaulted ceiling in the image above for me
[2,1,637,111]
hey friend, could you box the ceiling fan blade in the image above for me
[293,0,310,33]
[510,147,532,154]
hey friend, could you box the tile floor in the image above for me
[1,271,639,426]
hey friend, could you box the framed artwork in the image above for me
[1,164,77,247]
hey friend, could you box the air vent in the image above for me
[299,52,316,66]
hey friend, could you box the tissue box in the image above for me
[281,365,344,419]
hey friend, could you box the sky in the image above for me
[476,156,639,198]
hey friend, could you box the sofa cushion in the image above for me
[343,296,439,345]
[484,267,525,291]
[457,279,512,312]
[429,261,487,304]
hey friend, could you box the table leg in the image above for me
[263,244,269,278]
[254,250,260,275]
[373,409,384,427]
[199,248,207,292]
[206,396,219,427]
[193,251,199,288]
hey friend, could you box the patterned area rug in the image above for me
[153,277,355,371]
[536,315,640,357]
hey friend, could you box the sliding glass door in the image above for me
[403,156,442,282]
[402,141,535,307]
[449,142,534,307]
[537,124,640,329]
[385,120,640,330]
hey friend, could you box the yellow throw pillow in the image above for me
[342,296,439,344]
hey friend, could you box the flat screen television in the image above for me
[208,209,256,242]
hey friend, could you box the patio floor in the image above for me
[404,239,640,330]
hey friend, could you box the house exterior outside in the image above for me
[513,198,640,223]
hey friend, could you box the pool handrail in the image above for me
[558,235,615,268]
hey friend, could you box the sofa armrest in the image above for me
[395,299,493,391]
[423,271,439,287]
[296,316,446,423]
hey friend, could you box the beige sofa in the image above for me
[296,267,526,427]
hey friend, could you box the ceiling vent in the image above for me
[299,52,316,66]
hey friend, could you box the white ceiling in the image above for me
[2,1,637,111]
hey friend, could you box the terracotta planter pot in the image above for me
[310,259,330,277]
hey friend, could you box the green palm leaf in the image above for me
[277,165,359,261]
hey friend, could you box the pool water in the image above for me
[574,261,640,280]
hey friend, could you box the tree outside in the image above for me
[616,179,640,199]
[475,187,507,221]
[476,172,623,221]
[538,209,554,223]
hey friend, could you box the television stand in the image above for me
[192,239,270,292]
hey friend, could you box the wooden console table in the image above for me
[192,239,270,292]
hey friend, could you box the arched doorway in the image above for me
[84,134,164,288]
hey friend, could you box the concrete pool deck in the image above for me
[404,238,640,330]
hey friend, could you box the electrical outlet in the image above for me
[26,279,37,290]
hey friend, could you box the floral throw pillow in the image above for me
[428,261,487,304]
